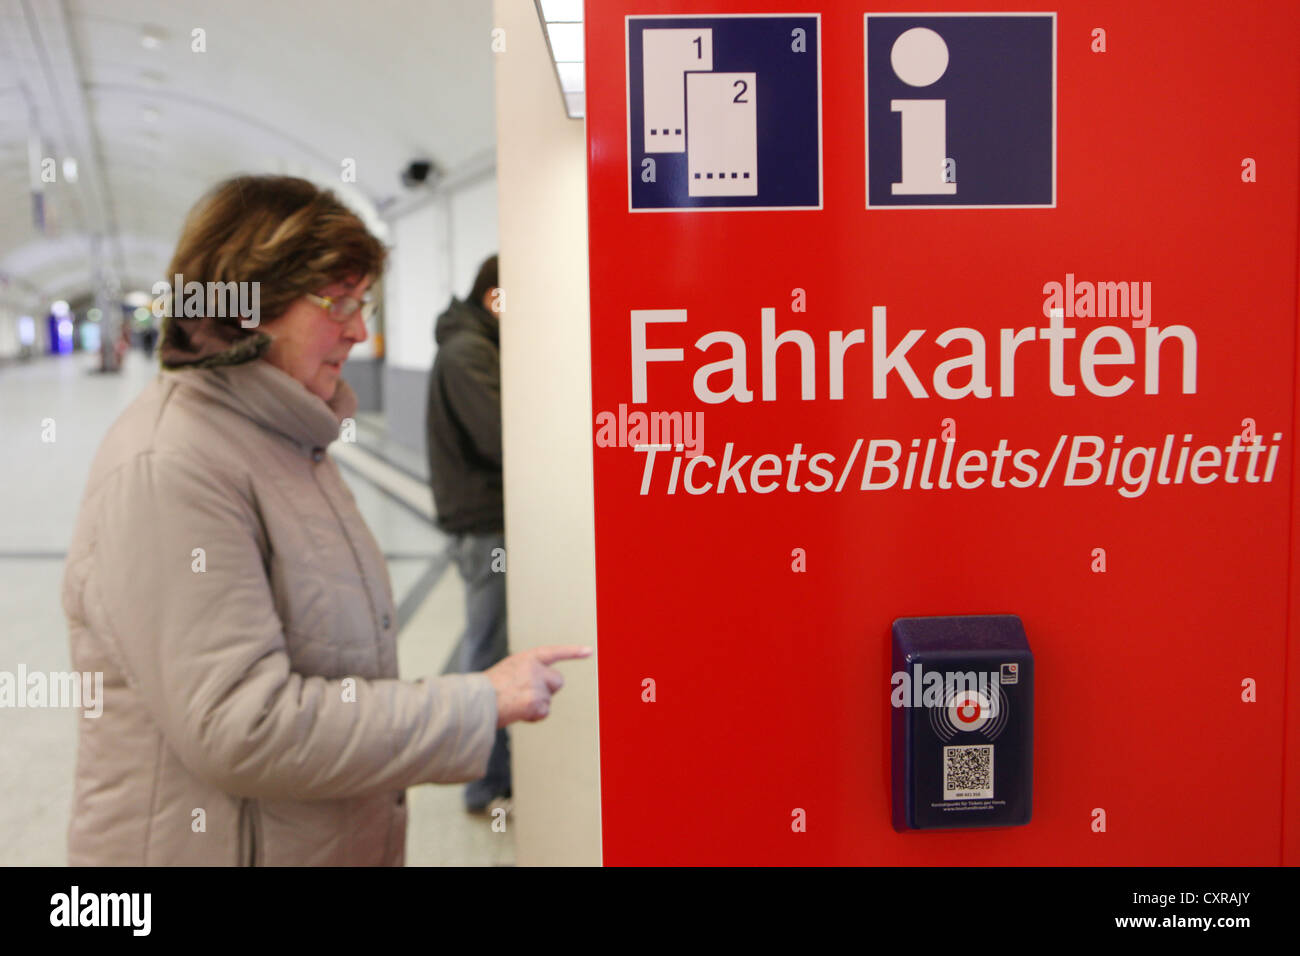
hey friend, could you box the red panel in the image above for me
[1284,119,1300,868]
[587,1,1300,864]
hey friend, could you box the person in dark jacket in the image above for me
[425,254,511,812]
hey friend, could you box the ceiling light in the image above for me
[555,61,583,92]
[534,1,584,119]
[140,26,164,50]
[546,22,583,62]
[539,0,581,18]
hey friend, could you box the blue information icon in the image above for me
[865,14,1056,208]
[627,15,822,211]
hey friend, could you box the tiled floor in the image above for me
[0,351,514,866]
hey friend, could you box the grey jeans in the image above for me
[448,531,510,800]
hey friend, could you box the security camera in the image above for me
[401,159,439,189]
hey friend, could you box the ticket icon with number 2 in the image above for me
[686,72,758,197]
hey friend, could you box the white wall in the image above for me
[379,177,499,450]
[494,0,601,866]
[450,176,499,302]
[383,175,499,374]
[385,199,451,371]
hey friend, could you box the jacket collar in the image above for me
[468,299,499,346]
[435,297,499,348]
[162,358,357,454]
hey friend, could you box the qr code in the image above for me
[943,745,994,800]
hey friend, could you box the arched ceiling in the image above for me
[0,0,496,314]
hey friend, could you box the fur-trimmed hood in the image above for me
[159,312,273,370]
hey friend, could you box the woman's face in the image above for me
[263,275,371,402]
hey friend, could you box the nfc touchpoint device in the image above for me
[891,615,1034,831]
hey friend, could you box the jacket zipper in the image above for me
[241,798,262,866]
[250,801,261,866]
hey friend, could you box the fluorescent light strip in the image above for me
[539,0,582,22]
[546,22,583,62]
[534,1,584,119]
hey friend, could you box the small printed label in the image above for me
[1000,662,1019,685]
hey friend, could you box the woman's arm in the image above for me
[82,449,498,801]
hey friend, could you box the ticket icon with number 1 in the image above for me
[686,72,758,197]
[643,29,713,154]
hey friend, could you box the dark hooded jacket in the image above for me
[426,297,503,534]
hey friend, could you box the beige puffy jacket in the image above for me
[61,358,497,865]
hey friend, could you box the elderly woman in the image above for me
[61,175,587,865]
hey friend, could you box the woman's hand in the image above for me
[484,645,593,728]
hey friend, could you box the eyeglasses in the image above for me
[304,291,375,323]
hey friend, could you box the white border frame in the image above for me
[624,13,824,213]
[864,11,1058,210]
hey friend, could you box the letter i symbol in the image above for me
[889,27,956,196]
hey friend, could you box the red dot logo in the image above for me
[948,690,992,733]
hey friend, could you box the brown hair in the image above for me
[469,254,498,306]
[159,175,387,368]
